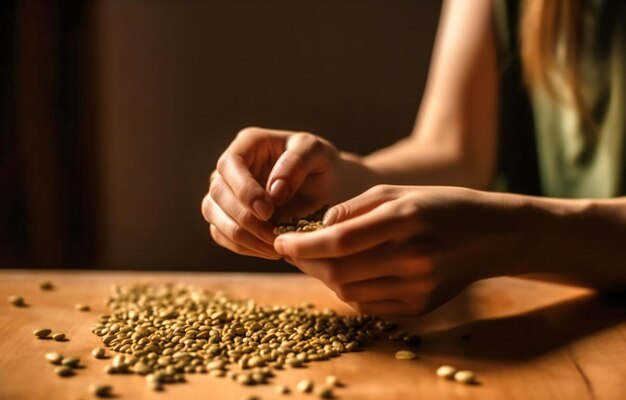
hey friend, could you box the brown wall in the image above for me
[95,0,441,270]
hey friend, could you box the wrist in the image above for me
[508,195,593,277]
[335,152,383,201]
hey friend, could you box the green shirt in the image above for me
[495,0,626,198]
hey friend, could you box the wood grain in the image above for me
[1,270,625,400]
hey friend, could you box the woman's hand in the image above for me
[274,185,534,315]
[201,127,370,259]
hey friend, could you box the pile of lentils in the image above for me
[273,205,329,235]
[91,283,398,391]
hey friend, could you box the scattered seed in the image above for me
[315,386,334,399]
[395,350,417,360]
[275,385,290,394]
[454,370,477,385]
[296,379,314,393]
[92,347,107,359]
[40,281,54,291]
[55,366,75,377]
[9,296,26,307]
[89,384,113,397]
[62,357,81,368]
[237,373,255,386]
[46,352,63,365]
[209,369,226,378]
[90,283,396,391]
[76,304,90,312]
[52,333,66,341]
[33,328,52,339]
[326,375,343,387]
[436,365,457,379]
[240,396,260,400]
[148,380,164,391]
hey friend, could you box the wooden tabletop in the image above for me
[1,270,625,400]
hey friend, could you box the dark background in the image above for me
[0,0,441,270]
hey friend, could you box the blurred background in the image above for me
[0,0,441,271]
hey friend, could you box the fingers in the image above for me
[209,174,276,244]
[335,276,434,303]
[348,300,425,316]
[217,151,274,221]
[210,225,280,260]
[266,133,336,205]
[203,194,279,258]
[217,127,292,221]
[293,243,434,285]
[274,199,424,259]
[324,185,397,225]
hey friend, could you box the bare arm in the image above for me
[356,0,499,190]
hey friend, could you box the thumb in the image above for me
[266,133,336,205]
[323,185,397,225]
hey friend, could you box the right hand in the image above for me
[201,127,342,259]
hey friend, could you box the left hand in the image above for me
[274,185,532,315]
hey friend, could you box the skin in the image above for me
[202,0,626,315]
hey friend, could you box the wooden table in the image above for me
[1,270,625,400]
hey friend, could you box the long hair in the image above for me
[520,0,596,139]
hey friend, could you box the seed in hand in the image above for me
[273,205,329,235]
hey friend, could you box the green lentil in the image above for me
[55,366,74,377]
[315,386,334,399]
[394,350,417,360]
[62,357,81,368]
[326,375,342,387]
[436,365,457,379]
[88,384,113,397]
[92,347,107,359]
[273,205,329,235]
[275,385,290,394]
[454,370,477,385]
[33,328,52,339]
[296,379,314,393]
[46,352,63,365]
[9,295,26,307]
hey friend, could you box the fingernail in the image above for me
[269,179,290,204]
[253,199,273,220]
[322,208,336,225]
[274,237,286,254]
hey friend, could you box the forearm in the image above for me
[362,133,492,190]
[514,195,626,291]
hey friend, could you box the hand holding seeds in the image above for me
[201,127,375,260]
[275,185,525,315]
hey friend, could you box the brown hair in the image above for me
[520,0,596,138]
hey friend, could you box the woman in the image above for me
[201,0,626,315]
